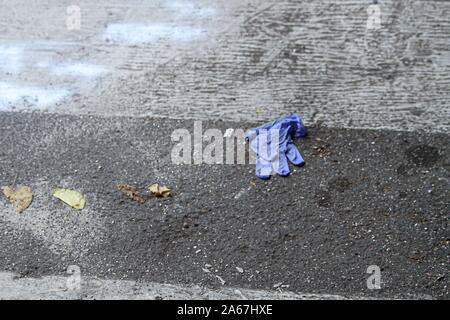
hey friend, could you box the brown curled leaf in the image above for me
[116,184,145,204]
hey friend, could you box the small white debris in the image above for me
[215,275,226,285]
[234,188,246,200]
[273,282,283,288]
[236,267,244,273]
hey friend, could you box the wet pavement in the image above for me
[0,112,448,298]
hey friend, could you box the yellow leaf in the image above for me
[53,188,85,210]
[1,185,33,213]
[148,183,171,198]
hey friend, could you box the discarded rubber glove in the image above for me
[245,114,307,179]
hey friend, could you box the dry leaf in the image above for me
[53,188,86,210]
[312,145,331,158]
[116,184,145,204]
[148,183,171,198]
[1,185,33,213]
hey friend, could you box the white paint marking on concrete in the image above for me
[35,60,50,69]
[0,82,68,110]
[102,23,206,45]
[50,62,108,78]
[0,271,381,300]
[0,45,23,74]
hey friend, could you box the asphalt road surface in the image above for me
[0,0,448,299]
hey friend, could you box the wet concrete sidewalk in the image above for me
[1,0,450,132]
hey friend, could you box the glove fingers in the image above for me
[256,157,272,180]
[286,143,305,166]
[273,152,290,177]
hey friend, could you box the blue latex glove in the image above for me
[245,114,307,179]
